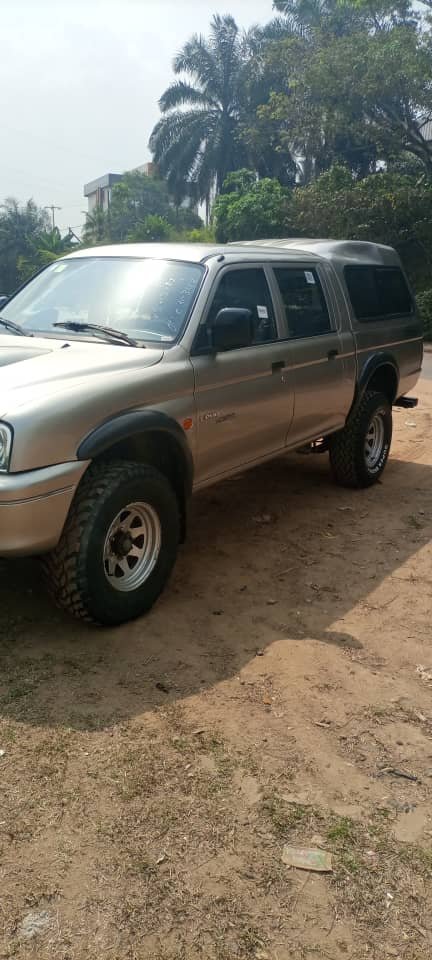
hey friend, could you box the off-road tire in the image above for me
[42,460,180,625]
[329,390,392,489]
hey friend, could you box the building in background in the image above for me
[84,163,157,213]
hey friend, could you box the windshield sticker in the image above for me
[52,264,68,273]
[305,271,316,284]
[257,305,269,319]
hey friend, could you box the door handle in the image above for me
[272,360,286,372]
[327,349,339,360]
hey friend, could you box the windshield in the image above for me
[2,257,204,344]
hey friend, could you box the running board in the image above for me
[394,396,418,408]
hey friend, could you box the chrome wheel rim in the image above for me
[364,413,385,469]
[103,502,161,593]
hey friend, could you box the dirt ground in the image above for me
[1,379,432,960]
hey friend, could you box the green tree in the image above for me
[273,0,414,35]
[127,215,173,243]
[213,170,293,242]
[17,227,76,282]
[82,172,202,245]
[257,19,432,181]
[109,171,172,241]
[292,165,432,285]
[0,198,50,293]
[149,15,252,210]
[109,171,201,241]
[305,26,432,175]
[82,206,110,245]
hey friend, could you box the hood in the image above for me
[0,334,164,418]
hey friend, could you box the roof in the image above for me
[65,238,398,267]
[236,238,398,265]
[83,173,122,196]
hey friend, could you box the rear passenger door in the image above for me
[271,264,353,446]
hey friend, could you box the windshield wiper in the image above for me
[53,320,139,348]
[0,316,32,337]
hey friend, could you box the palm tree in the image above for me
[149,14,251,213]
[82,206,110,245]
[273,0,344,36]
[35,227,75,264]
[0,198,50,292]
[17,228,76,282]
[272,0,414,37]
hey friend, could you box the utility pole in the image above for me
[45,205,61,230]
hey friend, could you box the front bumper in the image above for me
[0,460,89,556]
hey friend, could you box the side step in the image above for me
[297,437,330,455]
[394,396,418,409]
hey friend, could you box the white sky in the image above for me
[0,0,274,234]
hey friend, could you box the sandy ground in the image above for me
[1,378,432,960]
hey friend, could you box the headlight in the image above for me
[0,424,12,472]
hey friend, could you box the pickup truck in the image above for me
[0,239,422,625]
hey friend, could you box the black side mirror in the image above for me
[0,296,8,311]
[211,307,253,352]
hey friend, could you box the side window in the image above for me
[345,266,413,321]
[344,266,379,319]
[207,268,277,345]
[273,267,332,339]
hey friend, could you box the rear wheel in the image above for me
[329,390,392,488]
[43,461,180,625]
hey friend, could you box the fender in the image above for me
[356,352,399,403]
[77,409,193,496]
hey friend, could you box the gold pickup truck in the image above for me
[0,239,422,624]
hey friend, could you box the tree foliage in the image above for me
[17,227,76,282]
[82,206,109,246]
[255,13,432,179]
[292,166,432,273]
[126,215,173,243]
[82,171,202,246]
[214,163,432,298]
[213,170,293,242]
[0,199,50,293]
[149,15,255,208]
[151,1,432,196]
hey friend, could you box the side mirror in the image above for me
[0,295,8,311]
[211,307,253,352]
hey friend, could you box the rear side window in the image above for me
[345,266,412,321]
[273,267,332,338]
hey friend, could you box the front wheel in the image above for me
[329,390,392,488]
[43,461,180,625]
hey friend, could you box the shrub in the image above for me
[416,288,432,341]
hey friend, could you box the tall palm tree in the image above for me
[82,206,110,246]
[272,0,414,37]
[0,198,50,292]
[149,15,251,212]
[17,227,76,282]
[273,0,348,36]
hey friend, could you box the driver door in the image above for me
[191,264,294,485]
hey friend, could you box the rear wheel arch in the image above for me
[357,354,399,405]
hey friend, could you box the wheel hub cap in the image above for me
[364,413,385,469]
[103,502,162,593]
[110,530,133,558]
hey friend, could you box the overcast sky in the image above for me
[0,0,273,234]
